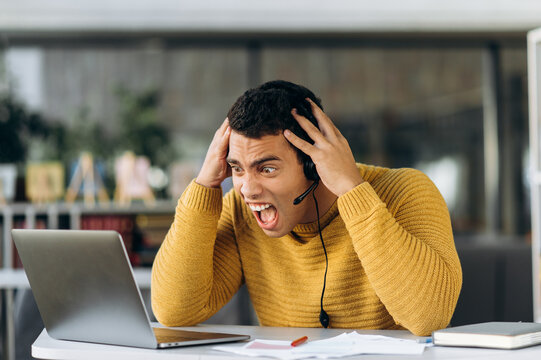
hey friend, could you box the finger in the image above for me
[283,129,315,157]
[305,98,340,136]
[211,117,230,144]
[217,125,231,154]
[291,109,327,144]
[211,118,229,144]
[217,117,230,135]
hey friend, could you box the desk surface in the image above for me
[32,324,541,360]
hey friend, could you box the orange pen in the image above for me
[291,336,308,347]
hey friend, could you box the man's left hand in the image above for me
[284,98,364,197]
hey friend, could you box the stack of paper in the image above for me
[213,331,427,359]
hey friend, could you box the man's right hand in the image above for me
[195,118,232,188]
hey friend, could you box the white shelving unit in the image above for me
[1,201,176,268]
[528,27,541,323]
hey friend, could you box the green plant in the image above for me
[114,86,173,169]
[63,107,113,162]
[0,95,50,163]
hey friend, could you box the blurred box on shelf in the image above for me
[0,164,17,204]
[168,161,198,200]
[26,162,65,203]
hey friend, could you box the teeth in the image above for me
[249,203,271,211]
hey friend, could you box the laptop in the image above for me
[12,229,250,349]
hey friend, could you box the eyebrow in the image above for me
[226,156,281,169]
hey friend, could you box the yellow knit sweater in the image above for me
[151,164,462,336]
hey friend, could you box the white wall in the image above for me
[1,0,541,33]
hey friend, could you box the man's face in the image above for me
[227,131,314,238]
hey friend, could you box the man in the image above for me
[151,80,462,336]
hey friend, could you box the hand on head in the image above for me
[195,118,232,188]
[284,99,364,197]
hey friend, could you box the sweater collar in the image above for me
[289,200,339,241]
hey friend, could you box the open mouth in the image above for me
[248,203,278,228]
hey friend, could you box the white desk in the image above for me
[32,324,541,360]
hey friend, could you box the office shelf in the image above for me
[1,200,176,269]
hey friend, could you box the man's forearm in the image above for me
[339,177,462,336]
[151,180,239,326]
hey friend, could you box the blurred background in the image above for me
[1,1,540,359]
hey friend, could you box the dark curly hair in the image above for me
[227,80,323,164]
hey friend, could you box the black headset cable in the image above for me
[312,183,330,328]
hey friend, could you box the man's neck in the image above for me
[306,183,338,223]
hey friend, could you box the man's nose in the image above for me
[240,174,263,199]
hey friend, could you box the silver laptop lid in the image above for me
[12,229,158,349]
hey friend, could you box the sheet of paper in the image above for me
[213,331,427,359]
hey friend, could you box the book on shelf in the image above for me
[136,214,172,247]
[81,215,137,265]
[432,322,541,349]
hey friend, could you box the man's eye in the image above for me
[262,167,276,174]
[230,165,242,173]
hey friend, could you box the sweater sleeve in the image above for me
[151,180,244,326]
[337,169,462,336]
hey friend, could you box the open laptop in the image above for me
[12,229,250,349]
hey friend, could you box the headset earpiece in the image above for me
[303,159,319,181]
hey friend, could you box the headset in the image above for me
[292,99,320,204]
[291,99,330,329]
